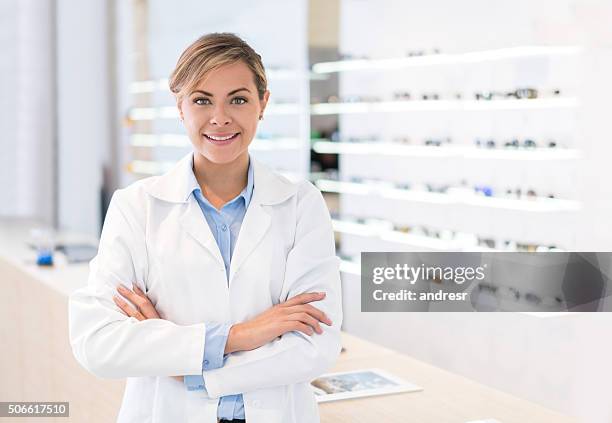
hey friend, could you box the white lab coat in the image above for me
[68,152,343,423]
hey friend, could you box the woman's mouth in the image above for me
[203,132,240,145]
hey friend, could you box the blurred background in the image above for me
[2,0,612,421]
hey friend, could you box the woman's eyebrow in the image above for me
[191,87,251,97]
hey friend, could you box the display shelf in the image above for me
[310,98,578,115]
[312,141,582,161]
[129,70,323,93]
[312,46,581,74]
[317,179,581,212]
[333,219,458,250]
[130,134,301,151]
[128,159,306,179]
[129,103,303,121]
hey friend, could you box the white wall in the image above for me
[0,0,55,225]
[56,0,111,236]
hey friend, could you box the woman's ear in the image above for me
[176,96,184,122]
[259,90,270,119]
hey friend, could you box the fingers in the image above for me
[281,321,314,336]
[130,284,161,319]
[287,304,332,326]
[115,283,160,320]
[287,312,323,334]
[281,292,326,308]
[112,295,145,321]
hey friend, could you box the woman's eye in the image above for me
[231,97,247,105]
[194,98,211,105]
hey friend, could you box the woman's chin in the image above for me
[194,146,248,165]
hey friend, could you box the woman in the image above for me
[69,33,342,423]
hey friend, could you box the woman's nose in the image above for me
[209,105,232,126]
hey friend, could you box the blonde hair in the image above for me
[169,33,267,102]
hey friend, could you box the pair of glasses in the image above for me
[476,283,563,306]
[331,95,382,103]
[346,136,378,143]
[405,48,441,57]
[504,139,558,149]
[505,188,556,200]
[478,238,496,249]
[503,139,536,148]
[421,93,441,101]
[512,242,559,252]
[393,91,412,100]
[474,88,538,100]
[424,138,450,147]
[339,53,369,60]
[475,139,558,149]
[426,184,450,194]
[474,88,561,101]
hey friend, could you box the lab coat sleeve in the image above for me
[203,183,343,398]
[68,187,206,378]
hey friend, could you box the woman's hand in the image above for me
[112,283,161,320]
[225,292,333,354]
[113,284,184,382]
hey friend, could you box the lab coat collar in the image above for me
[145,151,298,206]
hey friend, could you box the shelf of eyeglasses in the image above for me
[310,97,578,115]
[312,46,581,74]
[127,160,306,178]
[320,88,561,104]
[316,179,581,212]
[333,218,460,250]
[311,140,581,161]
[128,70,319,94]
[469,282,572,311]
[127,102,304,121]
[332,217,562,252]
[129,134,303,151]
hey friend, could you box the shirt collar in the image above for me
[145,151,297,206]
[187,155,255,209]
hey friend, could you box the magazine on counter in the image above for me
[311,368,423,403]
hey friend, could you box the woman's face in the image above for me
[178,61,269,165]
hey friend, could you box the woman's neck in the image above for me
[193,152,249,210]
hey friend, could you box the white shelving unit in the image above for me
[310,1,610,264]
[324,2,612,422]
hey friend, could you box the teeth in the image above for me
[207,133,236,141]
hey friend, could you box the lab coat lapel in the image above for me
[180,196,225,268]
[229,201,271,283]
[145,152,224,267]
[228,158,297,284]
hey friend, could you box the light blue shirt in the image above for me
[183,158,254,420]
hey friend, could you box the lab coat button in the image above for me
[252,399,261,408]
[203,360,209,367]
[221,224,227,232]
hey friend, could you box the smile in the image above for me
[203,133,240,144]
